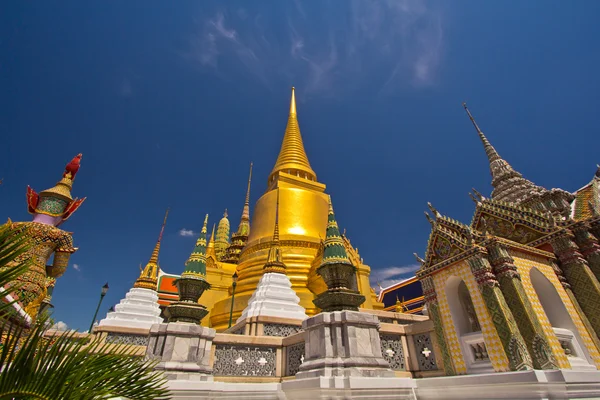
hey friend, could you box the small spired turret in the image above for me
[164,214,211,324]
[222,163,253,264]
[313,196,365,312]
[237,189,307,324]
[99,210,169,330]
[215,210,230,260]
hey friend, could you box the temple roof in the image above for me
[269,87,317,183]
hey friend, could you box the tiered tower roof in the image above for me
[182,214,209,278]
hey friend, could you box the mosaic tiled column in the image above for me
[487,242,557,370]
[466,253,533,371]
[551,230,600,338]
[421,276,455,376]
[572,223,600,282]
[550,260,600,353]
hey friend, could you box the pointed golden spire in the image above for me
[264,189,285,273]
[207,223,217,258]
[269,87,317,183]
[134,209,169,290]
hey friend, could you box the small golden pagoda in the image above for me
[157,88,383,330]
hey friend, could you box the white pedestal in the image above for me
[99,287,163,330]
[238,272,307,322]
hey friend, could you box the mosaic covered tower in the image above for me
[2,154,85,324]
[464,104,574,218]
[207,88,382,329]
[313,196,365,312]
[165,214,211,323]
[215,211,230,261]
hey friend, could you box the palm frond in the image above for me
[0,220,171,400]
[0,220,33,319]
[0,315,170,399]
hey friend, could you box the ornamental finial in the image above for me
[427,202,441,218]
[424,212,435,226]
[413,252,425,265]
[472,188,485,201]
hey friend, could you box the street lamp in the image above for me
[89,283,109,333]
[228,272,238,329]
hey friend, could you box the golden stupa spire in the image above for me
[269,87,317,183]
[134,208,169,290]
[264,189,285,273]
[207,223,217,258]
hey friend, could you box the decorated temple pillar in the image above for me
[549,260,600,353]
[421,275,455,376]
[486,241,557,369]
[550,230,600,338]
[466,253,533,371]
[572,223,600,282]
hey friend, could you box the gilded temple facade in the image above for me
[416,104,600,376]
[154,88,382,330]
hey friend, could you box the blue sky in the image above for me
[1,1,599,331]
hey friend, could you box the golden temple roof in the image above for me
[269,87,317,183]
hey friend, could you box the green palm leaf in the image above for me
[0,220,171,400]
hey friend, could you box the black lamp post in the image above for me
[228,272,238,329]
[89,283,109,332]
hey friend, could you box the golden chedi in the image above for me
[208,88,382,329]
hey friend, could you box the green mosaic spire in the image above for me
[183,214,209,278]
[321,196,351,266]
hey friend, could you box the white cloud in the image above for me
[179,228,196,237]
[184,1,443,94]
[51,321,68,331]
[369,264,420,290]
[73,264,81,271]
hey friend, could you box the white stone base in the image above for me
[150,370,600,399]
[415,369,600,399]
[99,287,163,330]
[238,272,307,323]
[282,376,416,399]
